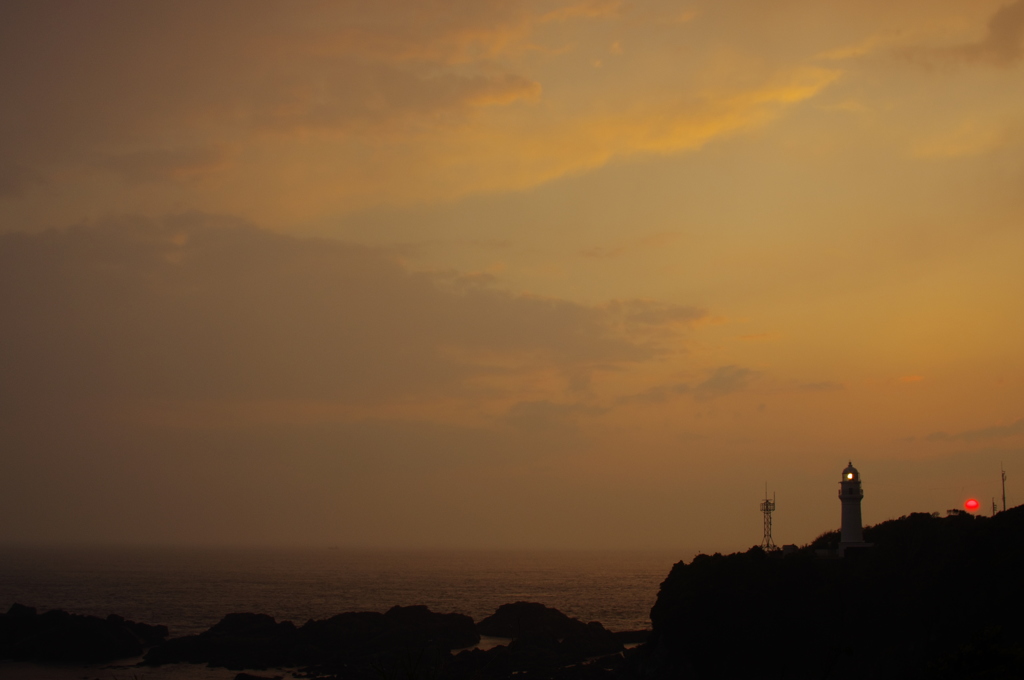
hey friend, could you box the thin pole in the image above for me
[1001,463,1007,512]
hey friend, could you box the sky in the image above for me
[1,0,1023,551]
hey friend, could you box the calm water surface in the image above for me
[0,547,686,636]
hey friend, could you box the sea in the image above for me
[0,547,687,680]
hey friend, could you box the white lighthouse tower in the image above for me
[838,461,869,555]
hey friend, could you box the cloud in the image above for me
[0,2,542,191]
[693,365,759,401]
[0,2,840,226]
[579,232,678,259]
[0,163,43,198]
[926,418,1024,443]
[911,120,1008,159]
[600,299,706,326]
[905,0,1024,67]
[798,381,844,392]
[618,383,691,405]
[541,0,621,23]
[620,365,762,405]
[244,68,541,134]
[621,364,762,405]
[503,400,606,431]
[0,215,717,546]
[952,0,1024,66]
[816,33,891,62]
[0,215,699,417]
[498,66,839,178]
[100,145,233,183]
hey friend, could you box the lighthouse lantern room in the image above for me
[839,461,865,547]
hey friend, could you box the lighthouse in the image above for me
[838,462,869,555]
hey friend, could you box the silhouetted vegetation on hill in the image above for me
[644,506,1024,679]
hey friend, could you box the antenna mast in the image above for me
[1001,463,1007,512]
[760,483,777,551]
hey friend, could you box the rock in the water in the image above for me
[144,613,300,670]
[5,604,36,619]
[467,602,623,675]
[209,613,287,637]
[477,602,585,639]
[476,602,622,657]
[0,604,169,663]
[383,605,479,651]
[145,606,479,671]
[561,620,621,658]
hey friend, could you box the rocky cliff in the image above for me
[643,506,1024,680]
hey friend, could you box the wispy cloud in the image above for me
[903,0,1024,68]
[798,381,844,392]
[948,0,1024,66]
[503,399,606,431]
[926,418,1024,443]
[580,233,678,259]
[617,382,691,405]
[693,365,759,401]
[541,0,621,23]
[100,145,233,183]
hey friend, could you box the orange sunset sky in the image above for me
[1,0,1022,551]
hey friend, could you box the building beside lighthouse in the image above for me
[838,461,872,556]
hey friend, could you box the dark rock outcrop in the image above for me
[144,602,627,679]
[0,604,168,663]
[143,612,301,669]
[381,604,480,651]
[477,601,621,657]
[477,601,584,639]
[642,505,1024,680]
[144,605,479,671]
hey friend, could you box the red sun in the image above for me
[964,498,980,511]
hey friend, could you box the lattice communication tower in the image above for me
[760,484,777,551]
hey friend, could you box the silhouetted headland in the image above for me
[645,505,1024,680]
[4,508,1021,679]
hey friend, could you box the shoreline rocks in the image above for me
[2,601,648,678]
[143,605,480,670]
[476,602,622,659]
[0,603,168,664]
